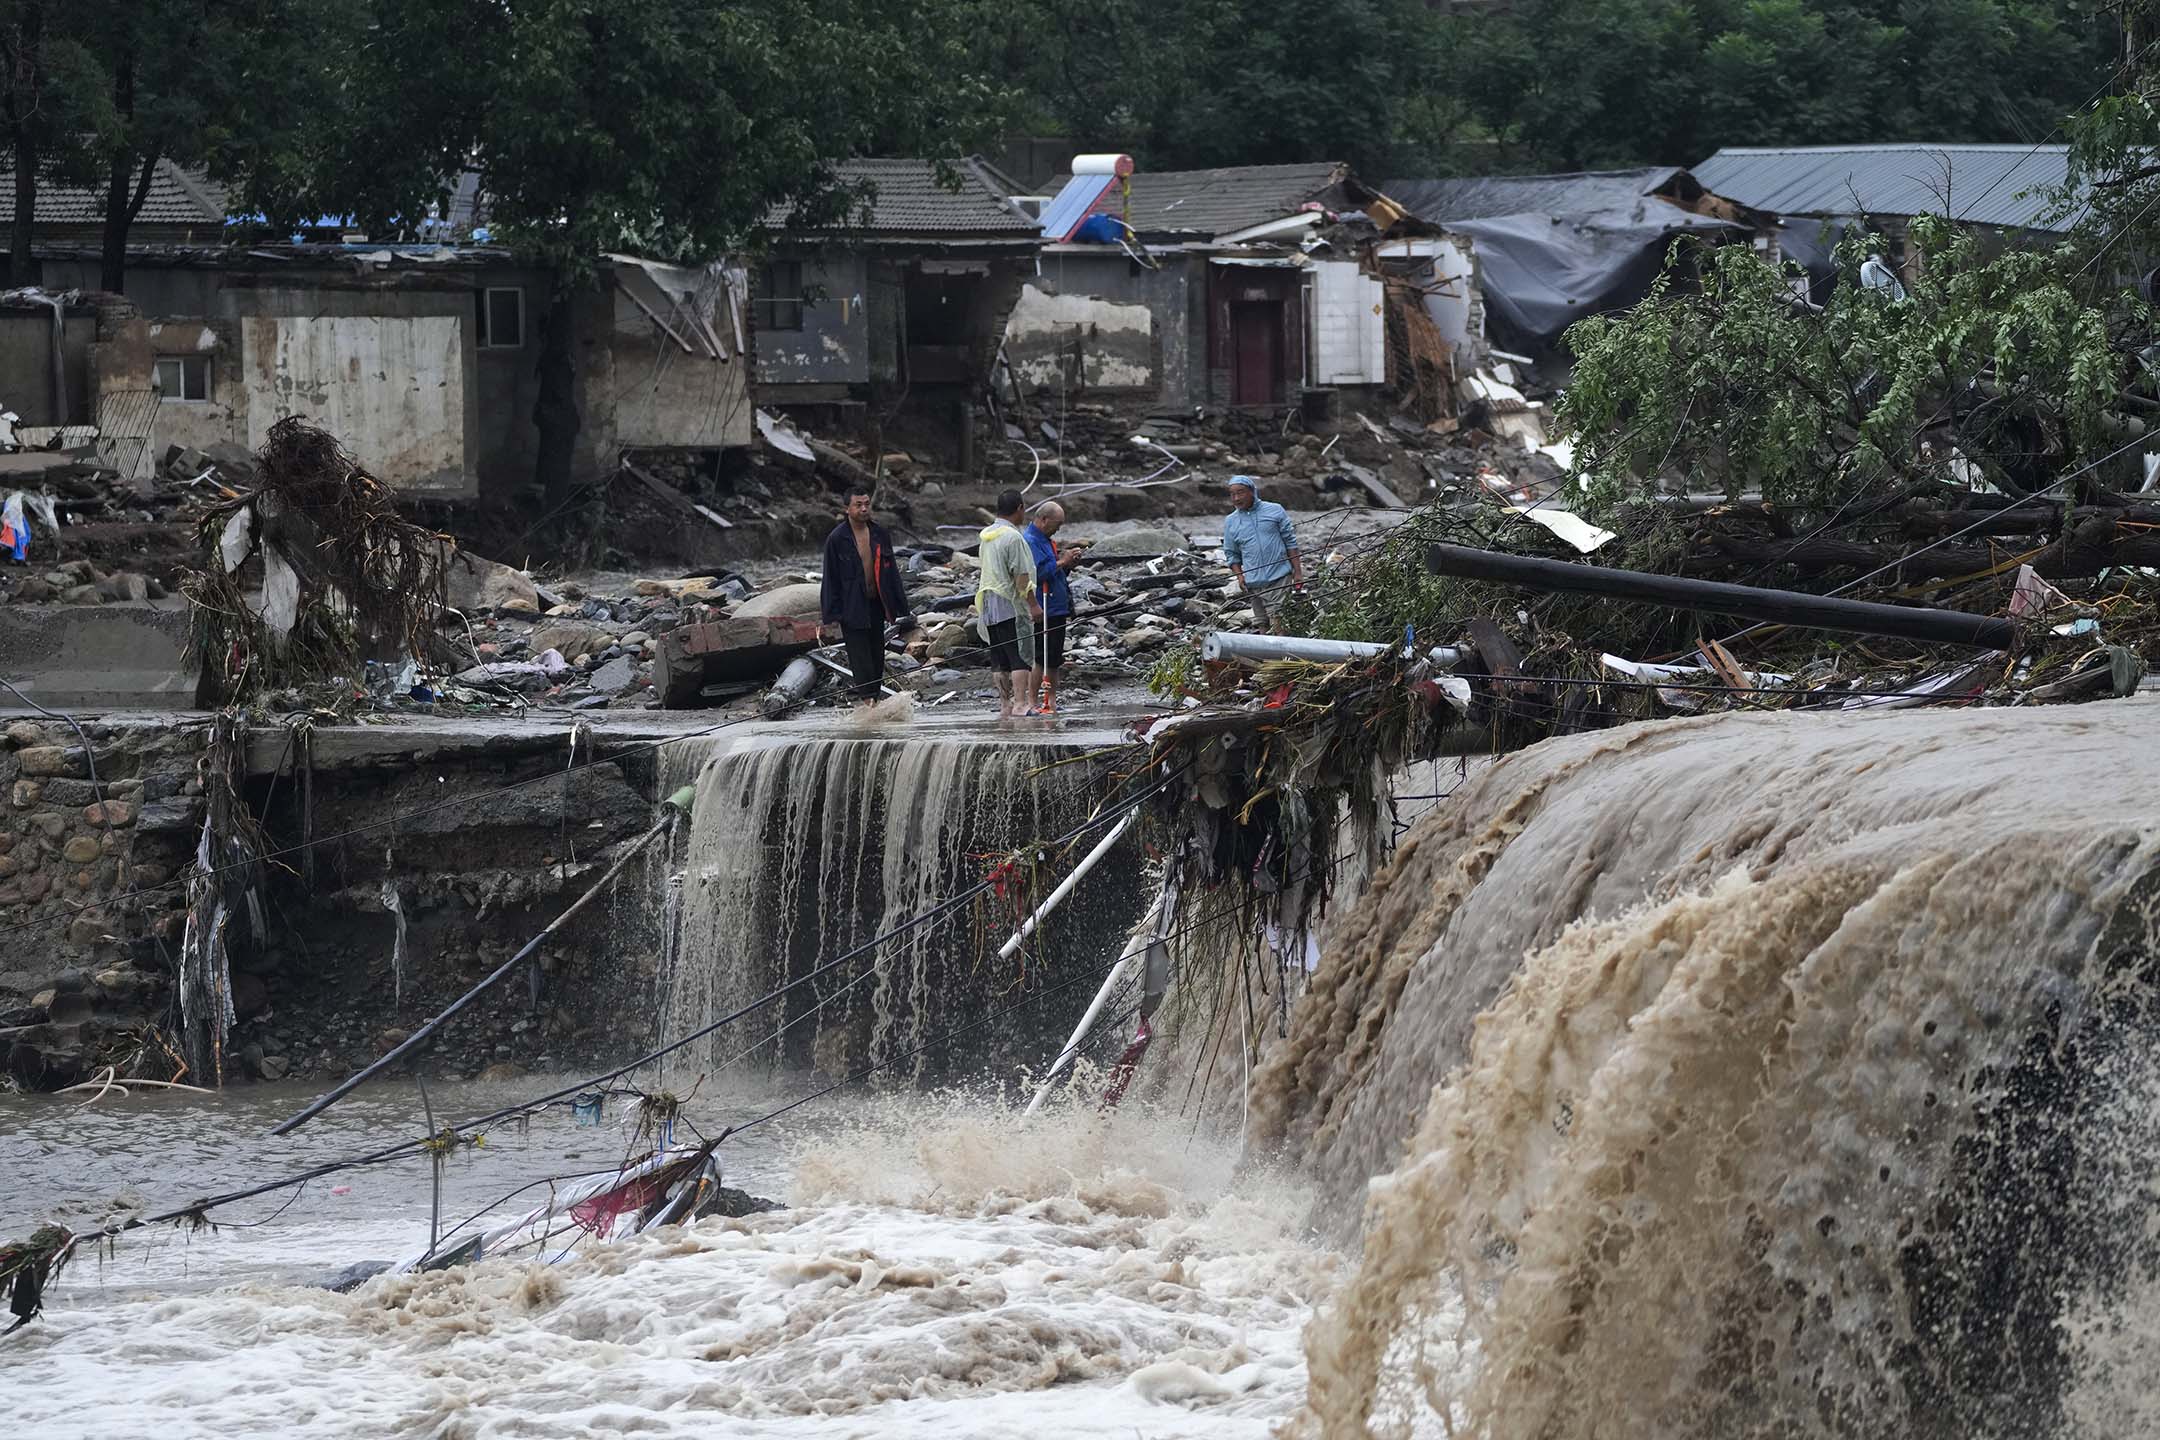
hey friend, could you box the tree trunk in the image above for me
[9,124,34,287]
[99,55,143,294]
[5,4,41,288]
[533,282,583,509]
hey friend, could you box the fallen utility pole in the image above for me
[1425,543,2017,650]
[271,785,699,1136]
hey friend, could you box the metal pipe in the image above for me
[1425,542,2017,650]
[271,792,694,1136]
[998,809,1138,962]
[1200,631,1465,668]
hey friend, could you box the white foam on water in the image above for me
[7,1098,1336,1440]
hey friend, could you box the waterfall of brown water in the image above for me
[1257,705,2160,1439]
[657,731,1141,1082]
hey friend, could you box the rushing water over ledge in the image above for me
[1257,703,2160,1440]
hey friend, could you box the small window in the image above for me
[755,260,804,332]
[477,286,525,348]
[154,355,210,402]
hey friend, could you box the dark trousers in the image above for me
[841,625,884,699]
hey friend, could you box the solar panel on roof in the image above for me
[1039,173,1118,241]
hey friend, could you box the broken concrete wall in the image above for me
[580,284,752,463]
[0,304,93,426]
[234,299,473,498]
[1012,249,1194,407]
[44,256,556,502]
[753,251,869,389]
[1005,284,1155,392]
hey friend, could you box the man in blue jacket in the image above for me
[1221,476,1302,631]
[1023,500,1083,713]
[819,487,913,703]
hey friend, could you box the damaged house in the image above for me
[1006,159,1480,415]
[3,171,751,501]
[1690,144,2082,299]
[752,157,1041,467]
[1385,167,1770,359]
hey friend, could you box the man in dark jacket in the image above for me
[819,487,913,702]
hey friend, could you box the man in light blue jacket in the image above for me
[1221,476,1302,631]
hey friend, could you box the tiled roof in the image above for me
[1114,162,1350,239]
[0,157,227,229]
[1387,168,1685,223]
[772,157,1037,237]
[1692,145,2078,232]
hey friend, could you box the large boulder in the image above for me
[1086,524,1189,560]
[444,550,542,616]
[530,621,615,660]
[734,581,824,621]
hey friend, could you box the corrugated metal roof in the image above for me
[1114,162,1350,239]
[1386,169,1684,223]
[1692,145,2077,231]
[771,157,1038,237]
[0,157,227,230]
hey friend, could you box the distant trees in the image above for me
[974,0,2123,176]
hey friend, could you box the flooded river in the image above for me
[1,1078,1329,1439]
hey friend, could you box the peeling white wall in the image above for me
[241,315,467,494]
[1004,283,1154,391]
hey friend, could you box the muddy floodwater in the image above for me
[1,1078,1329,1439]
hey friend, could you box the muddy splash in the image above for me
[7,1096,1331,1439]
[1261,704,2160,1438]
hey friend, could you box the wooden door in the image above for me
[1232,300,1281,406]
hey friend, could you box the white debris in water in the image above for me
[6,1098,1335,1440]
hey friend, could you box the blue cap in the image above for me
[1227,474,1257,491]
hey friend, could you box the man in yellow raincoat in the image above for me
[976,488,1043,717]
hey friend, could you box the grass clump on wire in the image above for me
[184,417,450,704]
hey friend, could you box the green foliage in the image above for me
[1560,223,2128,514]
[970,0,1451,173]
[1443,0,2116,173]
[255,0,1008,274]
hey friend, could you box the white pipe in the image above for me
[1200,631,1465,668]
[1022,950,1131,1117]
[998,808,1138,962]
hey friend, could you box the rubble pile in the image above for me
[0,439,249,603]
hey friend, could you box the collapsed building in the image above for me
[1004,158,1483,418]
[1385,166,1771,359]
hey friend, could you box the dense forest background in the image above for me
[975,0,2128,175]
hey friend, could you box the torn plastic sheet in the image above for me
[1508,504,1615,554]
[257,542,301,640]
[218,508,255,574]
[1447,207,1744,351]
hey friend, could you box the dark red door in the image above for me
[1232,300,1281,406]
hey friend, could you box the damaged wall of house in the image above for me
[1005,251,1193,407]
[240,313,469,492]
[1310,260,1386,387]
[1005,284,1157,393]
[1373,235,1485,366]
[753,253,869,390]
[0,307,93,426]
[583,285,751,459]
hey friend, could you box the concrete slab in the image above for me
[0,603,203,709]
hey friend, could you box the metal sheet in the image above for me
[1692,145,2079,232]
